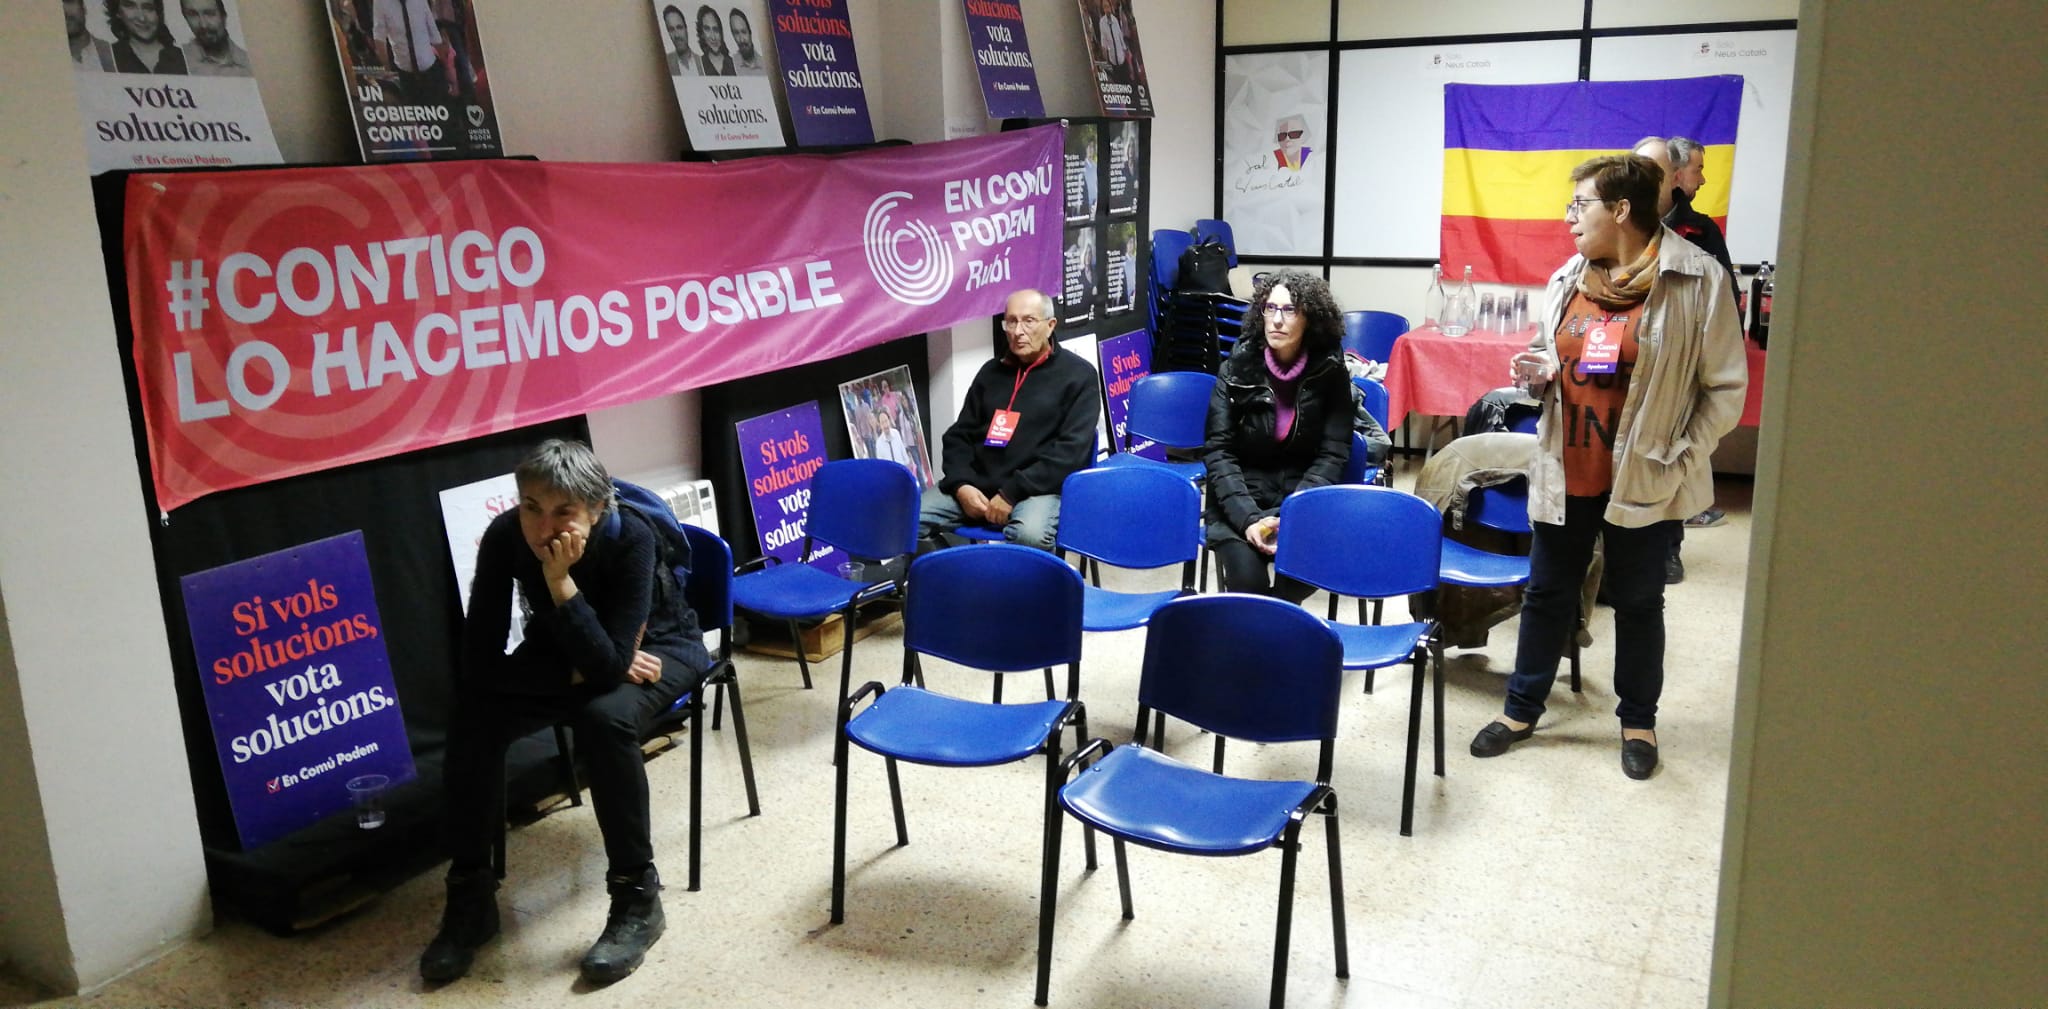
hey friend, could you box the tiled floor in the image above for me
[3,475,1752,1009]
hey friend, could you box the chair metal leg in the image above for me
[711,677,725,730]
[1400,649,1426,837]
[1034,776,1067,1007]
[1432,646,1446,778]
[1151,710,1165,749]
[1043,667,1056,701]
[1112,838,1134,919]
[1322,793,1350,981]
[993,674,1004,704]
[787,619,815,690]
[722,672,762,817]
[1270,818,1305,1009]
[1212,734,1227,775]
[687,690,703,892]
[1363,667,1376,695]
[836,604,859,712]
[830,705,852,924]
[884,756,908,846]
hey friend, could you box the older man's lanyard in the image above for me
[984,351,1047,447]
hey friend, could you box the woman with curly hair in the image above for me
[1202,269,1355,599]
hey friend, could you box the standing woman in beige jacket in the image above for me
[1468,154,1747,780]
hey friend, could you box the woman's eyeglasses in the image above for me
[1565,197,1610,220]
[1261,304,1301,320]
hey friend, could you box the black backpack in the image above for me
[1176,238,1232,295]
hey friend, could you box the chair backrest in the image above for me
[1191,218,1238,266]
[805,459,922,562]
[1468,479,1532,536]
[1341,310,1409,363]
[903,545,1085,673]
[1150,229,1193,293]
[1273,485,1442,600]
[1124,371,1217,450]
[1138,595,1342,745]
[1351,375,1389,431]
[678,523,734,634]
[1056,466,1201,570]
[1508,410,1539,435]
[1338,430,1377,486]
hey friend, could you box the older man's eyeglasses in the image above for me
[1261,304,1301,320]
[1002,315,1045,330]
[1565,197,1610,220]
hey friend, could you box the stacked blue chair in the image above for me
[1191,218,1239,267]
[1034,594,1348,1009]
[1056,466,1199,632]
[1272,485,1445,836]
[731,459,920,708]
[1443,478,1581,693]
[831,545,1088,924]
[1148,229,1194,339]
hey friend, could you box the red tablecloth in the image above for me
[1382,324,1768,429]
[1382,325,1533,429]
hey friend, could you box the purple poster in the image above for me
[769,0,876,146]
[959,0,1043,119]
[179,531,414,850]
[1099,330,1164,460]
[736,402,842,571]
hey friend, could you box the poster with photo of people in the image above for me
[1075,0,1151,118]
[61,0,282,173]
[1105,119,1140,216]
[1060,225,1099,326]
[836,366,935,489]
[1062,122,1098,224]
[326,0,503,162]
[652,0,788,150]
[1104,220,1138,317]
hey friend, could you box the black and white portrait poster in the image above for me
[651,0,788,150]
[62,0,282,173]
[1105,119,1139,216]
[326,0,503,161]
[1060,225,1097,326]
[1222,51,1329,255]
[1104,219,1138,316]
[1063,122,1098,224]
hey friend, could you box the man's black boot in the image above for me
[420,868,500,983]
[580,867,666,985]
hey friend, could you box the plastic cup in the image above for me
[837,560,867,583]
[346,774,389,830]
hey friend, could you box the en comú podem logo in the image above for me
[862,191,953,306]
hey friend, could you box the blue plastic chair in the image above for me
[1340,310,1409,364]
[732,459,920,706]
[1441,479,1580,693]
[830,545,1088,924]
[1056,467,1199,632]
[1273,486,1445,836]
[1149,229,1194,338]
[1192,218,1239,266]
[1034,595,1348,1009]
[1100,371,1214,481]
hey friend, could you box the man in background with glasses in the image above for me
[917,289,1101,551]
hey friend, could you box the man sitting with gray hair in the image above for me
[423,439,710,987]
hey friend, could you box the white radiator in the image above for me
[623,467,719,538]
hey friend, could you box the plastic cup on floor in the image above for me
[346,774,389,830]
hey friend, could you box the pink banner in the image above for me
[125,125,1064,511]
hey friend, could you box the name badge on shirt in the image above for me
[1580,321,1621,374]
[985,409,1021,446]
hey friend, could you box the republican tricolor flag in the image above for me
[1441,76,1743,284]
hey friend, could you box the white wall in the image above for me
[0,5,211,992]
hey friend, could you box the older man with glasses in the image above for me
[917,288,1101,551]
